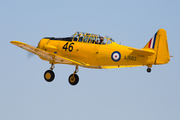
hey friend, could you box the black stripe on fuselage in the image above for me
[43,37,76,42]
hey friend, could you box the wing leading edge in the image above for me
[10,41,90,66]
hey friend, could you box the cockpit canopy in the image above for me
[71,31,114,44]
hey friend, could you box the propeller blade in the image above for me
[27,45,38,59]
[27,51,35,59]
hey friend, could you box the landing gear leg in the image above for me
[50,63,55,70]
[44,63,55,82]
[68,65,79,85]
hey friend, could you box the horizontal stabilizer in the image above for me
[128,48,155,55]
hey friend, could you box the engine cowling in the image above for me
[38,38,58,53]
[37,38,58,61]
[37,38,49,50]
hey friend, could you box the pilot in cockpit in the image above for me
[99,37,104,44]
[79,35,83,42]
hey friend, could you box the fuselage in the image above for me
[37,37,155,68]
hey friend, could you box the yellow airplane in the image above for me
[10,29,171,85]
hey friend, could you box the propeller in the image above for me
[27,45,38,59]
[27,51,35,59]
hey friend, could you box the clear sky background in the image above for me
[1,0,179,120]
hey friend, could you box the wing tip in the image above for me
[10,41,25,45]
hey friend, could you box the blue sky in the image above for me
[1,0,179,120]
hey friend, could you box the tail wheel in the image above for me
[147,68,151,73]
[44,70,55,82]
[68,74,79,85]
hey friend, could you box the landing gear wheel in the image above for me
[147,68,151,73]
[68,74,79,85]
[44,70,55,82]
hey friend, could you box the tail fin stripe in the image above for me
[149,32,157,49]
[152,32,157,49]
[148,38,152,48]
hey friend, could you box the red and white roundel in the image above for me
[111,51,121,62]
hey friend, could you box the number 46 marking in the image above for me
[62,42,74,52]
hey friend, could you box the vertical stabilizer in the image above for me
[144,29,170,65]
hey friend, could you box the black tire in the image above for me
[147,68,151,73]
[44,70,55,82]
[68,74,79,85]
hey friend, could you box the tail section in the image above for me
[144,29,170,65]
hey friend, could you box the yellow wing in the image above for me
[10,41,90,66]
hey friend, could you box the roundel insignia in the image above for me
[111,51,121,62]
